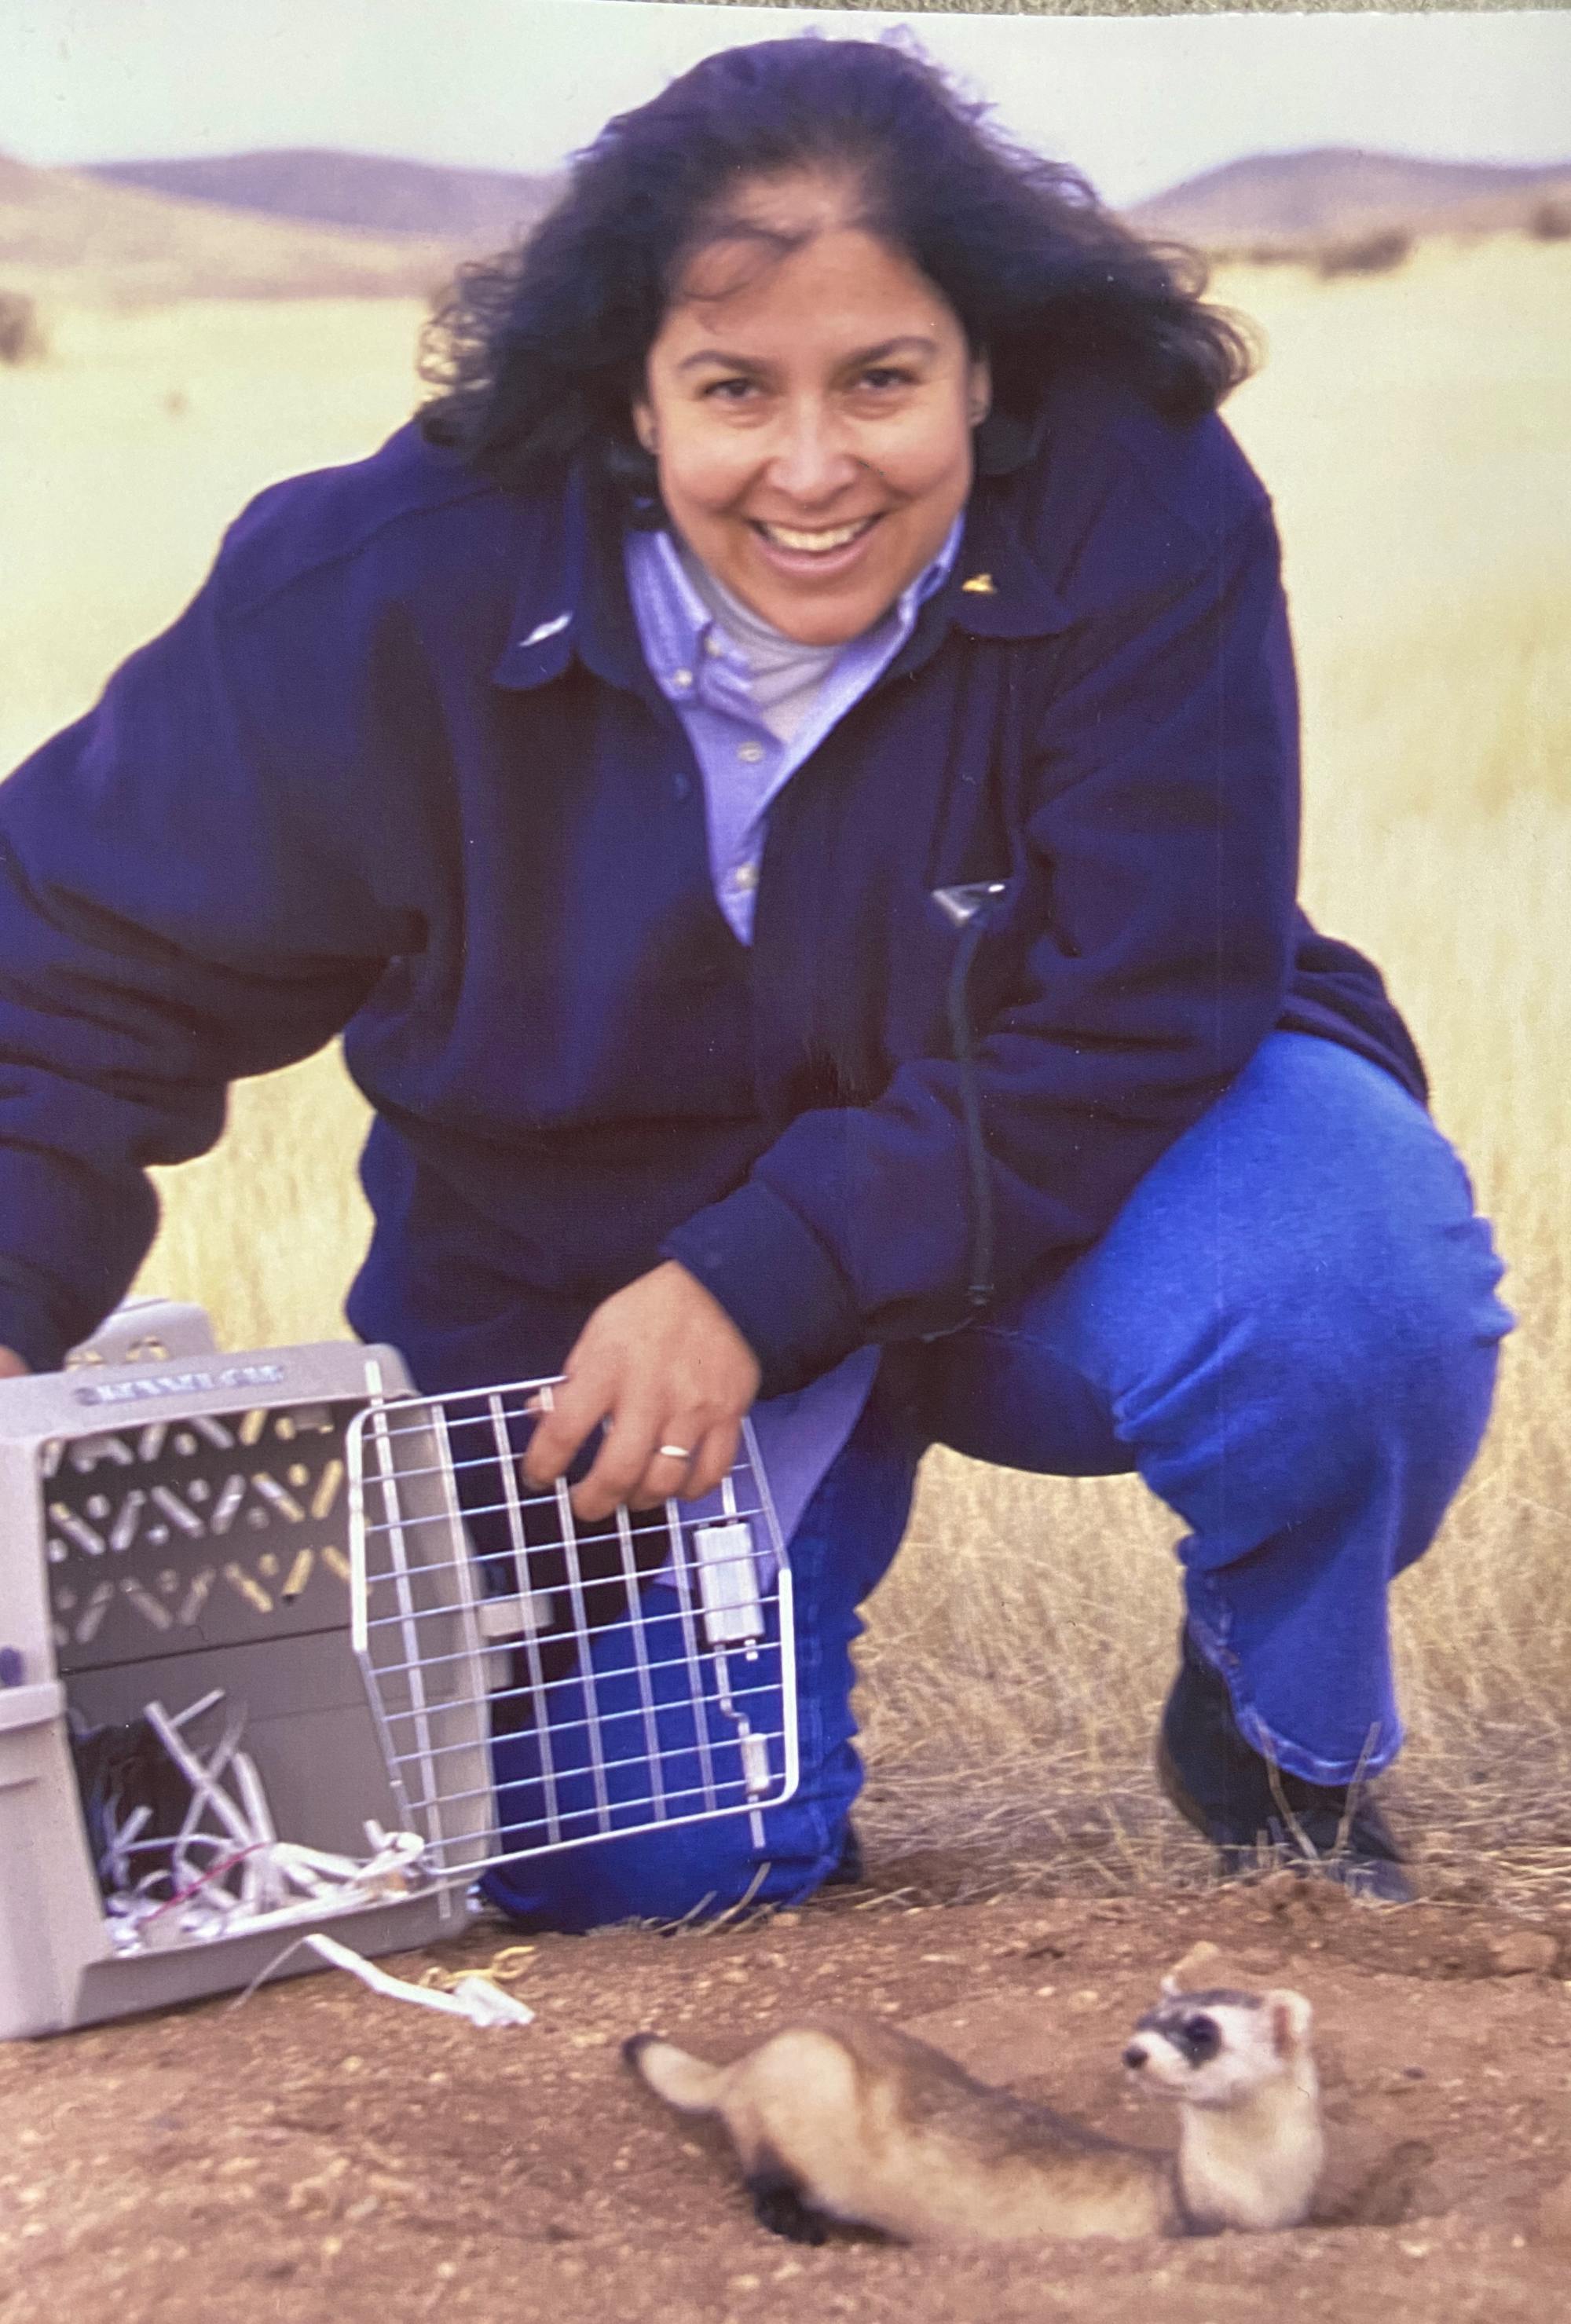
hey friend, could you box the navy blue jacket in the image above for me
[0,383,1425,1393]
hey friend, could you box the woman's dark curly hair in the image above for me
[418,33,1254,507]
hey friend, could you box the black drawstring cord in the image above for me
[932,882,1008,1313]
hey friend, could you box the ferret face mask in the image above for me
[1123,1988,1313,2109]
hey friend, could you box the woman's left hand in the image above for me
[520,1261,762,1520]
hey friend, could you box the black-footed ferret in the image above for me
[624,1985,1324,2245]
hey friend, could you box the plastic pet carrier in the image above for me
[0,1301,793,2039]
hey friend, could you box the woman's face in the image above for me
[634,174,990,646]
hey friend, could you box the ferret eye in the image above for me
[1182,2015,1221,2059]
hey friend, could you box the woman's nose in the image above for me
[766,404,861,500]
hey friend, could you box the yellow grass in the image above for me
[3,240,1568,1901]
[0,298,415,1349]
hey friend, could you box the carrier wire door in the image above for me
[346,1376,797,1883]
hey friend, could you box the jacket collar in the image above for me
[945,490,1074,640]
[490,458,1072,700]
[900,401,1075,661]
[877,485,1074,692]
[491,464,661,701]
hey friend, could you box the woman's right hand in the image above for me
[0,1349,29,1378]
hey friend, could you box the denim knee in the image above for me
[1016,1039,1512,1593]
[1123,1206,1509,1570]
[1214,1191,1508,1466]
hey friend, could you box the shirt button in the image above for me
[671,668,694,691]
[737,741,765,764]
[731,863,760,893]
[703,635,726,659]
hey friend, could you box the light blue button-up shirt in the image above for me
[626,518,961,942]
[622,516,962,1548]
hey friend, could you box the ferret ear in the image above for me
[1159,1973,1181,1998]
[1265,1989,1313,2058]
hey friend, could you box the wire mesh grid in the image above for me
[346,1379,796,1883]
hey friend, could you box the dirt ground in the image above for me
[5,1873,1571,2324]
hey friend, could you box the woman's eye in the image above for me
[702,377,759,404]
[857,368,915,393]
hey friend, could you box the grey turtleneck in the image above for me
[673,538,852,745]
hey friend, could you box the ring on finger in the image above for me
[657,1443,693,1462]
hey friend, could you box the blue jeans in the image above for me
[483,1034,1513,1928]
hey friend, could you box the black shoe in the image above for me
[822,1820,866,1889]
[1157,1627,1413,1903]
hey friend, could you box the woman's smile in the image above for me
[753,514,879,552]
[635,173,989,646]
[747,510,885,579]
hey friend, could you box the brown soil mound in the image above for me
[3,1876,1567,2323]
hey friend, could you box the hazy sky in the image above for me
[4,1,1569,209]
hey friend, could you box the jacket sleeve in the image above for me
[663,503,1302,1396]
[0,554,423,1371]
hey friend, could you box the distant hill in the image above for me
[8,141,1571,306]
[65,144,1571,273]
[0,152,464,302]
[82,149,560,254]
[1130,147,1571,253]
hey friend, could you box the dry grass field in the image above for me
[2,236,1568,1905]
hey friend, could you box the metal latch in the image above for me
[692,1520,764,1649]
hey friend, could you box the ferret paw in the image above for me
[748,2180,830,2245]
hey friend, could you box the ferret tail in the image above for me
[624,2031,727,2114]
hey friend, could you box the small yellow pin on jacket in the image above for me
[961,573,996,595]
